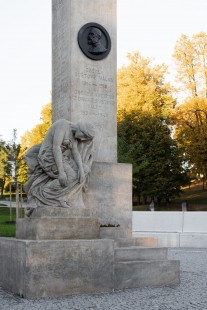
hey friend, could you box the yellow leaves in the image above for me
[172,97,207,124]
[172,98,207,174]
[117,51,175,119]
[17,102,52,184]
[20,102,52,151]
[172,32,207,99]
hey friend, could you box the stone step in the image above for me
[114,238,135,248]
[114,236,158,248]
[16,218,100,240]
[114,259,180,290]
[114,246,168,262]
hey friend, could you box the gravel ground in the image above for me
[1,248,207,310]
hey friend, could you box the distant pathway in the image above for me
[0,200,26,208]
[0,248,207,309]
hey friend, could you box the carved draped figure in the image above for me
[23,120,95,212]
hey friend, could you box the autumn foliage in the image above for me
[2,32,207,204]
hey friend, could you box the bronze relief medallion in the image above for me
[78,22,111,61]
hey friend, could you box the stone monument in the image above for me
[52,0,132,237]
[0,0,180,299]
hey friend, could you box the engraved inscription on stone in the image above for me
[72,65,115,131]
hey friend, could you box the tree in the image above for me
[118,112,189,205]
[172,32,207,99]
[0,130,21,195]
[117,51,176,120]
[0,142,12,196]
[18,102,52,184]
[172,32,207,186]
[20,102,52,149]
[172,97,207,187]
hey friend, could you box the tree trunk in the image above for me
[137,195,141,206]
[0,179,5,197]
[157,197,161,207]
[166,198,170,210]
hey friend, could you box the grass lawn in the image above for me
[133,181,207,211]
[172,181,207,205]
[0,207,16,237]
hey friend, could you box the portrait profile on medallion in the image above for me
[88,27,107,55]
[78,22,111,61]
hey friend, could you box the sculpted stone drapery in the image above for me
[24,119,95,216]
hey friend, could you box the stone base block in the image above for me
[83,162,132,237]
[114,259,180,290]
[133,232,180,247]
[114,247,168,262]
[133,236,158,247]
[16,217,100,240]
[114,237,158,248]
[133,232,207,248]
[100,227,126,239]
[180,233,207,248]
[30,206,91,218]
[0,238,114,299]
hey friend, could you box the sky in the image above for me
[0,0,207,142]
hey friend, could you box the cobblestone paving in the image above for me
[1,248,207,310]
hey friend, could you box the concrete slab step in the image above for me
[114,246,168,262]
[114,238,135,248]
[114,236,158,248]
[114,259,180,290]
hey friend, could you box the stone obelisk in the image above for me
[52,0,132,236]
[52,0,117,163]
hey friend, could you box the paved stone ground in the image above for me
[0,248,207,310]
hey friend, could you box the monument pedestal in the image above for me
[0,205,180,299]
[16,207,100,240]
[0,237,180,299]
[0,238,114,299]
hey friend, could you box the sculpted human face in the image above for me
[75,128,87,140]
[88,29,99,45]
[71,124,87,140]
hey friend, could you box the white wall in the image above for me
[132,212,207,247]
[132,211,207,233]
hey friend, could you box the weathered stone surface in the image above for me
[114,260,180,290]
[52,0,117,163]
[83,162,132,237]
[16,218,100,240]
[180,233,207,248]
[114,237,158,248]
[133,232,180,247]
[100,227,126,239]
[30,206,91,218]
[0,238,114,299]
[134,236,158,247]
[114,247,168,262]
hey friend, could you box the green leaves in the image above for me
[118,112,189,201]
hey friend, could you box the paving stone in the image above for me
[0,248,207,309]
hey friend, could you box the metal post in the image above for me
[18,182,22,218]
[16,181,19,220]
[9,182,12,222]
[20,183,23,218]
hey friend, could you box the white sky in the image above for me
[0,0,207,142]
